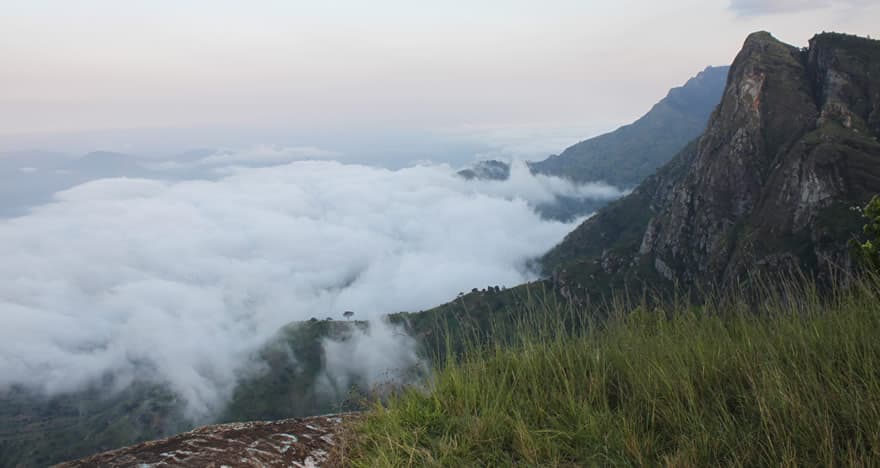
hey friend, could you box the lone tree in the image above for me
[343,310,355,320]
[853,195,880,272]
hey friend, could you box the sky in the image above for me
[1,0,878,155]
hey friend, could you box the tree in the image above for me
[343,310,355,320]
[853,195,880,272]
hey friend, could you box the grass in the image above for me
[339,273,880,466]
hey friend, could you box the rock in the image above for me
[543,31,880,299]
[457,160,511,181]
[53,413,357,468]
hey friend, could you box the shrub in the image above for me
[853,195,880,272]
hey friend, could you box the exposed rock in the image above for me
[53,413,356,468]
[543,31,880,298]
[642,31,820,284]
[457,160,510,181]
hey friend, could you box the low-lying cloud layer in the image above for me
[318,320,426,400]
[0,156,617,417]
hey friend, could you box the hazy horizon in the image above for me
[3,0,878,162]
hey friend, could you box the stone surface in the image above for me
[53,414,356,468]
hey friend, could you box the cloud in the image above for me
[0,158,613,418]
[317,319,425,400]
[195,145,341,166]
[728,0,869,16]
[467,160,626,205]
[149,145,342,171]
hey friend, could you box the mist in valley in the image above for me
[0,146,624,420]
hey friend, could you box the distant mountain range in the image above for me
[529,65,729,188]
[459,65,729,219]
[0,151,152,216]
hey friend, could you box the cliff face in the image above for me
[545,32,880,295]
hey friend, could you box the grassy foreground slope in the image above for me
[341,275,880,466]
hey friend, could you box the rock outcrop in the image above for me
[544,32,880,296]
[54,413,355,468]
[457,159,511,181]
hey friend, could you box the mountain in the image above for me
[543,32,880,299]
[528,65,729,188]
[75,151,151,178]
[457,66,728,221]
[457,159,510,181]
[0,151,152,217]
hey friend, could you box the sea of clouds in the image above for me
[0,151,623,417]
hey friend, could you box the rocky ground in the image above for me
[53,413,356,467]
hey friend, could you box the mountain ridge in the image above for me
[459,65,729,221]
[528,65,729,188]
[544,31,880,299]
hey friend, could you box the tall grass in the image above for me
[340,274,880,466]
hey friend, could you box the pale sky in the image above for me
[1,0,878,139]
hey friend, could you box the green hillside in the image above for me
[342,273,880,466]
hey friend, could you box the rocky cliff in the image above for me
[544,32,880,297]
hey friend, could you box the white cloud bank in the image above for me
[318,320,426,400]
[151,145,343,171]
[0,157,615,417]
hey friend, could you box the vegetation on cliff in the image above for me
[342,273,880,466]
[853,195,880,272]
